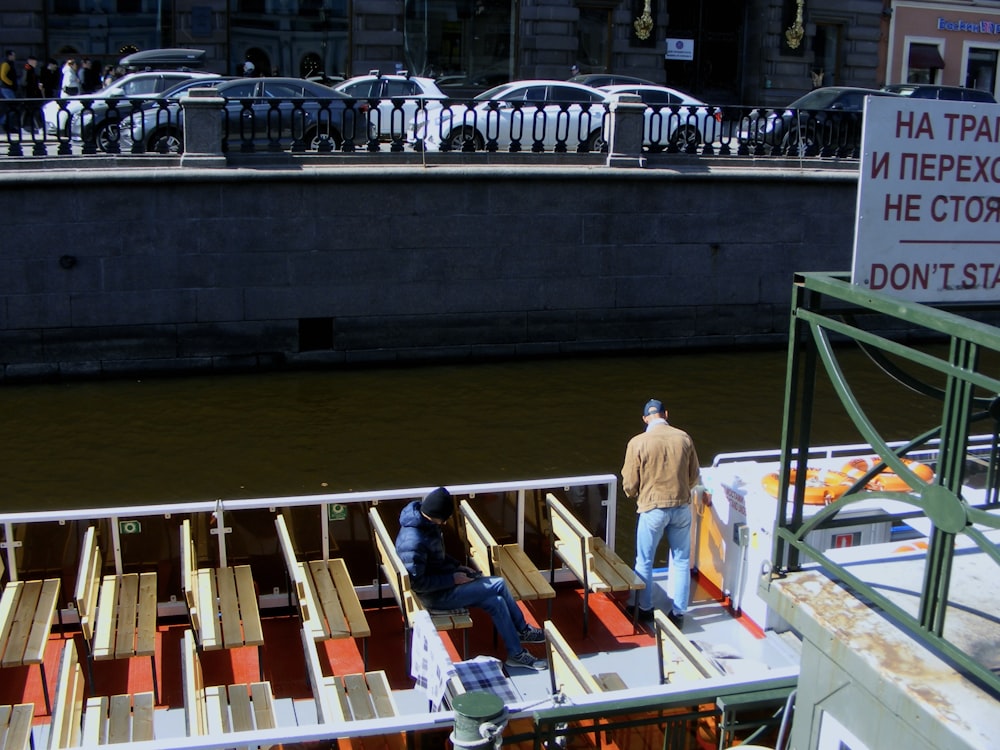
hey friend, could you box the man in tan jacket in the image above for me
[621,398,701,628]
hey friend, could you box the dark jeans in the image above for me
[419,576,529,656]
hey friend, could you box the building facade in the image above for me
[4,1,960,107]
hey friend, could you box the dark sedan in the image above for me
[743,86,898,156]
[118,77,371,153]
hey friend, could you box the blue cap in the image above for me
[643,399,664,416]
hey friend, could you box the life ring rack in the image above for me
[761,467,854,506]
[841,456,934,493]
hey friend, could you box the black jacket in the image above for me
[394,500,459,594]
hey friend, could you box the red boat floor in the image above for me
[1,585,654,723]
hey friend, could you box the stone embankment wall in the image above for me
[1,163,859,380]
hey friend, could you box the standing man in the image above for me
[20,55,44,132]
[621,399,702,628]
[0,50,17,131]
[394,486,547,670]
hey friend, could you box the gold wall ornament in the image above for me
[634,0,654,41]
[785,0,805,50]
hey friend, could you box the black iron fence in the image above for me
[0,93,866,161]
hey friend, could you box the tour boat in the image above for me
[2,431,989,750]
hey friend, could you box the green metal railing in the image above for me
[773,271,1000,696]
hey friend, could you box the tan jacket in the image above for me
[621,422,701,514]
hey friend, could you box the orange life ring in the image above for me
[761,468,853,505]
[841,456,934,492]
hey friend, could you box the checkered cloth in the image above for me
[409,611,521,710]
[453,656,521,703]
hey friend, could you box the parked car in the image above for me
[599,84,723,149]
[880,83,996,103]
[743,86,897,155]
[409,80,607,151]
[333,72,447,140]
[570,73,656,88]
[42,70,221,149]
[118,77,371,153]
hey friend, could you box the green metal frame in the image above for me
[773,271,1000,696]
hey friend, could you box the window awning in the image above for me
[909,44,945,70]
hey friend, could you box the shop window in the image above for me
[576,5,612,74]
[403,0,514,84]
[811,23,842,88]
[965,47,998,98]
[906,42,944,84]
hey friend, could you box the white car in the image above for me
[42,71,221,149]
[409,80,608,152]
[333,73,447,141]
[599,84,723,150]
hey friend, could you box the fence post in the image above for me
[180,89,226,167]
[606,94,646,168]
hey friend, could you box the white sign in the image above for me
[665,38,694,61]
[852,97,1000,303]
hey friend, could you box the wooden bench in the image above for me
[545,493,644,635]
[653,610,723,685]
[181,629,275,743]
[274,515,370,666]
[543,620,624,698]
[0,555,60,715]
[73,526,158,700]
[48,638,155,748]
[459,500,555,603]
[299,626,400,729]
[368,506,471,664]
[0,703,34,750]
[180,519,264,677]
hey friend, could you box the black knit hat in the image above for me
[420,486,454,520]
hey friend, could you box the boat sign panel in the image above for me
[851,96,1000,303]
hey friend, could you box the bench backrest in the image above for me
[458,500,499,575]
[368,506,419,622]
[48,639,85,749]
[543,620,601,698]
[546,493,597,570]
[275,515,310,616]
[180,629,208,736]
[179,520,202,635]
[299,626,344,724]
[73,527,102,644]
[653,611,723,684]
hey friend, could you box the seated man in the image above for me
[395,486,547,671]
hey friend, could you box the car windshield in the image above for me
[474,83,517,101]
[788,89,853,109]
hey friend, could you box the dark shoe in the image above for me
[518,625,545,643]
[667,611,684,629]
[627,604,655,623]
[506,649,547,671]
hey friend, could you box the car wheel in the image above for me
[148,128,183,154]
[585,130,608,153]
[444,126,483,151]
[304,127,342,152]
[96,122,120,152]
[669,125,701,149]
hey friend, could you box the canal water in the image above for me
[2,346,940,520]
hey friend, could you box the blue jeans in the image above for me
[634,504,691,614]
[419,576,528,656]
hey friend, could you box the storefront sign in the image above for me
[937,17,1000,35]
[664,38,694,61]
[852,96,1000,303]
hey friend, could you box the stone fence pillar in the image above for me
[180,89,226,168]
[605,94,646,168]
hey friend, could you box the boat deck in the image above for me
[0,569,798,746]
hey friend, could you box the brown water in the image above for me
[0,347,942,514]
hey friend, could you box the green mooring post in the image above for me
[450,691,507,749]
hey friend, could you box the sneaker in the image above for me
[506,649,548,671]
[519,625,545,643]
[667,611,685,629]
[627,604,655,623]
